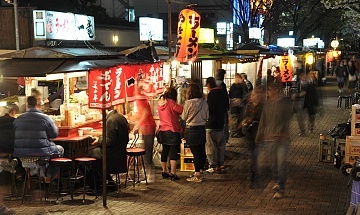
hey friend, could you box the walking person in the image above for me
[335,60,346,93]
[204,77,228,174]
[255,82,293,199]
[347,60,358,93]
[241,86,265,187]
[132,79,157,180]
[229,73,248,137]
[157,87,183,180]
[302,74,319,133]
[181,84,209,182]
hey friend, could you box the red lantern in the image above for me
[175,9,201,63]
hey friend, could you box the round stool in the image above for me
[125,148,148,190]
[74,157,97,202]
[47,157,73,201]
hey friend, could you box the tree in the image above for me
[321,0,360,37]
[229,0,274,43]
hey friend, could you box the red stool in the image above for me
[47,157,73,202]
[74,157,97,202]
[125,148,148,190]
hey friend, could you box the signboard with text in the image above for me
[33,10,95,41]
[280,56,293,82]
[88,63,164,109]
[139,17,164,41]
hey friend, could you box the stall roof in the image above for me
[0,58,66,77]
[0,46,157,77]
[0,46,123,59]
[51,58,147,73]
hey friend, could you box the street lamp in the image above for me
[5,0,20,51]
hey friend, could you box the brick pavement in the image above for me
[0,76,353,214]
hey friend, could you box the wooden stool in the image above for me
[47,157,73,201]
[125,148,148,190]
[74,157,97,203]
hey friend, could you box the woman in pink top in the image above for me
[157,87,183,180]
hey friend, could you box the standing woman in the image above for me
[335,60,346,93]
[181,84,209,182]
[157,87,183,180]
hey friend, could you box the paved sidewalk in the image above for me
[0,76,353,214]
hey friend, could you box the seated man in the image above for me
[87,106,129,192]
[13,96,64,181]
[0,105,20,174]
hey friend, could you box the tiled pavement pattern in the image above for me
[0,77,353,214]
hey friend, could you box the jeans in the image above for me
[141,134,155,167]
[205,130,225,167]
[189,144,206,172]
[230,113,242,135]
[262,139,289,191]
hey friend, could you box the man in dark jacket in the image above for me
[88,106,129,191]
[0,105,20,174]
[13,96,63,158]
[0,105,19,156]
[215,69,230,146]
[205,77,228,173]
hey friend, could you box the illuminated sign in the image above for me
[303,37,321,47]
[226,23,233,50]
[139,17,164,41]
[33,10,95,41]
[199,28,214,44]
[217,22,227,35]
[249,28,261,39]
[277,38,295,47]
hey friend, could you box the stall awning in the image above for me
[0,58,66,77]
[51,58,144,73]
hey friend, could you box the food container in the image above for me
[79,127,93,135]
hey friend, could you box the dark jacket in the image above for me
[206,88,227,130]
[104,110,129,174]
[13,108,59,157]
[0,114,16,154]
[303,82,319,115]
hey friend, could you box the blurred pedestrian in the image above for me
[347,60,358,93]
[302,74,319,133]
[241,73,254,93]
[256,82,293,199]
[157,87,183,180]
[229,73,248,137]
[181,84,209,182]
[133,79,157,178]
[335,60,346,93]
[241,86,265,187]
[204,77,228,174]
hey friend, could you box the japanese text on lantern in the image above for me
[280,56,293,82]
[175,9,201,63]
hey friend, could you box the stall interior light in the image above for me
[46,71,87,81]
[0,101,7,107]
[306,54,314,65]
[113,35,119,43]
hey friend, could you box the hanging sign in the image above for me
[88,69,113,109]
[175,9,201,63]
[279,56,293,82]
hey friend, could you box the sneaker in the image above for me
[205,168,215,174]
[186,175,203,183]
[273,192,283,199]
[272,184,281,192]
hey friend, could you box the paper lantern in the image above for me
[279,56,293,82]
[175,9,201,63]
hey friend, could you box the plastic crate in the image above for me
[318,137,335,162]
[180,155,195,172]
